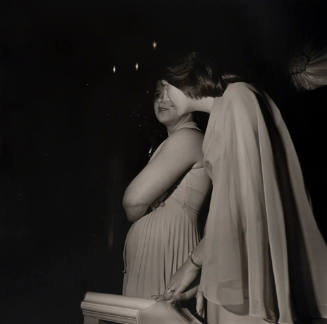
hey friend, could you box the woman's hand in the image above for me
[149,192,169,211]
[150,183,178,211]
[165,257,201,301]
[152,257,205,318]
[196,289,205,318]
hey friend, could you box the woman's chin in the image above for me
[157,116,173,125]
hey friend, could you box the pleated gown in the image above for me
[123,123,211,298]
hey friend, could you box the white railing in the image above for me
[81,292,156,324]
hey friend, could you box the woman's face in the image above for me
[160,80,191,116]
[154,81,188,126]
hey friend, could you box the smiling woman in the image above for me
[122,80,211,299]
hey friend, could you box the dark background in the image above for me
[0,0,326,323]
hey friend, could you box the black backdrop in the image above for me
[0,0,326,323]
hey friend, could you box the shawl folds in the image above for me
[201,82,327,323]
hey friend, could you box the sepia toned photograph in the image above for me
[1,0,326,323]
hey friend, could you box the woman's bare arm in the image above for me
[122,129,203,222]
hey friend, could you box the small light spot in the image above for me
[152,41,157,49]
[135,62,139,71]
[113,65,116,73]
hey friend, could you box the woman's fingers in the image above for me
[167,277,191,296]
[153,294,171,302]
[196,290,204,318]
[164,257,201,299]
[169,286,198,303]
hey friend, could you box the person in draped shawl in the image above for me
[159,52,327,324]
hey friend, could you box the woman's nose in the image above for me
[161,87,169,101]
[157,88,167,103]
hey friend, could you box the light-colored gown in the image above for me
[201,82,327,324]
[123,122,211,299]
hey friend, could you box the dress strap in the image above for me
[173,121,201,133]
[150,121,201,162]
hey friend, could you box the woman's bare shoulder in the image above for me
[166,128,203,147]
[156,128,203,161]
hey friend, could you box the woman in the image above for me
[160,52,327,324]
[122,81,211,299]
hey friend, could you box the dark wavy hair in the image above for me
[162,52,242,99]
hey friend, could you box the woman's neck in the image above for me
[166,114,193,136]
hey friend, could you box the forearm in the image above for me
[123,203,150,222]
